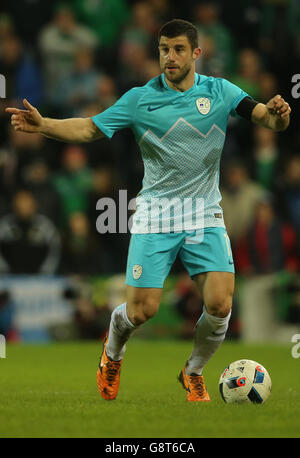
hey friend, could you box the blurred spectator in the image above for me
[251,126,279,190]
[53,47,101,117]
[61,212,101,275]
[64,279,111,340]
[0,133,17,210]
[89,164,120,208]
[2,1,55,47]
[230,48,262,99]
[39,3,98,108]
[275,154,300,232]
[235,194,299,274]
[61,206,126,275]
[0,13,15,40]
[88,163,120,228]
[196,33,223,78]
[0,34,43,106]
[258,71,278,104]
[73,0,129,48]
[219,0,262,49]
[52,145,93,226]
[174,273,203,339]
[0,14,15,143]
[0,289,19,341]
[118,40,162,91]
[77,71,120,119]
[121,1,159,53]
[147,0,175,24]
[194,0,236,77]
[237,194,299,342]
[220,159,265,244]
[0,127,53,200]
[0,190,61,274]
[259,0,300,68]
[142,59,162,82]
[21,158,61,224]
[117,0,162,90]
[95,75,118,112]
[118,40,149,90]
[88,164,130,273]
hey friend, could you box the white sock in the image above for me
[106,303,137,361]
[186,306,231,375]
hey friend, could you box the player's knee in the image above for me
[128,299,160,325]
[206,294,233,318]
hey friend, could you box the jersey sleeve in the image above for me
[219,78,250,117]
[91,87,142,138]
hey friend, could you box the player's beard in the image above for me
[164,63,192,85]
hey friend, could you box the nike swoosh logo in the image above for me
[147,104,169,112]
[229,260,234,265]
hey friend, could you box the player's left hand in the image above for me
[266,94,291,119]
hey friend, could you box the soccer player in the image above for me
[6,19,291,402]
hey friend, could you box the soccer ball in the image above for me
[219,359,272,404]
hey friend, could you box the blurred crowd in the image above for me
[0,0,299,283]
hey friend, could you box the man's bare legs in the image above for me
[100,272,234,401]
[105,273,234,367]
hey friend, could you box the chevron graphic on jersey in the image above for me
[130,116,227,232]
[138,117,225,145]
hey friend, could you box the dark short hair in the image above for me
[158,19,199,50]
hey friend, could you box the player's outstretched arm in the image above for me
[5,99,105,143]
[251,94,291,132]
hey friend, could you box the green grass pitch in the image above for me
[0,339,299,438]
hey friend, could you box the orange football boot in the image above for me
[178,365,210,402]
[96,337,123,400]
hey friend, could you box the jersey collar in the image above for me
[161,72,201,93]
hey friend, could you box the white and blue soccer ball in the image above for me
[219,359,272,404]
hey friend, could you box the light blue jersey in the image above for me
[92,73,249,233]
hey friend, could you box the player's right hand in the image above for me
[5,99,44,133]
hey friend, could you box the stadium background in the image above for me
[0,0,299,344]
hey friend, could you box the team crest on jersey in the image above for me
[196,97,211,115]
[133,264,143,280]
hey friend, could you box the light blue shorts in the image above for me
[125,227,234,288]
